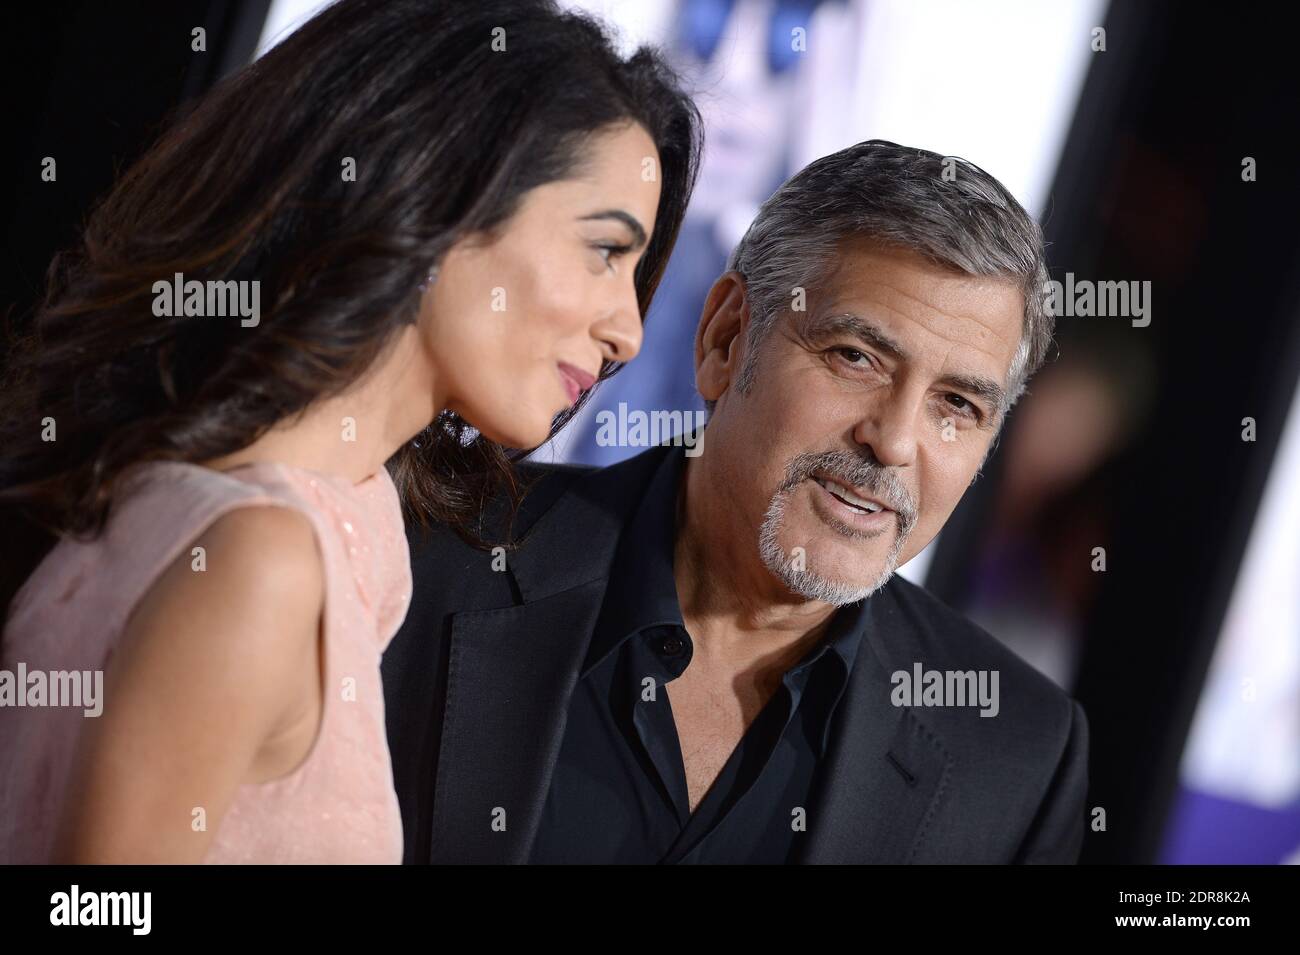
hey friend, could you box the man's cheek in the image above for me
[918,493,962,539]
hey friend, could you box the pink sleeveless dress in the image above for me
[0,460,412,863]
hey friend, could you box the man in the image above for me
[381,139,1088,864]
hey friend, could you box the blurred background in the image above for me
[2,0,1297,865]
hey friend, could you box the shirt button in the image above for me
[658,634,686,657]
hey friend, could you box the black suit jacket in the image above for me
[381,443,1090,864]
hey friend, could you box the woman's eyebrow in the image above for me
[579,209,648,250]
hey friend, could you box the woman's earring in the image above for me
[410,267,440,326]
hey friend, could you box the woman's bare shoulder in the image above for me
[114,503,326,730]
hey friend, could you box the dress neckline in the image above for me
[136,458,387,493]
[215,459,385,491]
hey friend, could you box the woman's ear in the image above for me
[695,270,750,406]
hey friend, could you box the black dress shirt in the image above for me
[528,444,866,863]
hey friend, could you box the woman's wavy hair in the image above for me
[0,0,703,617]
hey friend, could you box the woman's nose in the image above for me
[594,295,643,364]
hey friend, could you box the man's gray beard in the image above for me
[757,486,909,606]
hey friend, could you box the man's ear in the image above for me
[695,271,750,405]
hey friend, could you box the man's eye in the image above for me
[945,394,980,419]
[835,347,872,367]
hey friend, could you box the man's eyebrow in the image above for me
[808,312,911,362]
[936,371,1007,420]
[807,311,1008,416]
[579,210,648,250]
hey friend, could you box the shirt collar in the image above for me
[788,597,868,757]
[582,444,689,677]
[787,596,867,681]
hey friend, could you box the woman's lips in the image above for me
[557,362,596,404]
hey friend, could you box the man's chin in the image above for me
[762,542,898,606]
[772,562,896,606]
[788,523,898,574]
[757,487,908,605]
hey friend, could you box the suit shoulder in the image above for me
[876,573,1079,736]
[872,574,1087,857]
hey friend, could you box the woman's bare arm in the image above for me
[53,505,325,863]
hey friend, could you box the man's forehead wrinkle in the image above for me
[936,342,955,377]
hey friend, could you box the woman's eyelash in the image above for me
[593,242,633,267]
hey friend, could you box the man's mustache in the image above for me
[779,449,919,539]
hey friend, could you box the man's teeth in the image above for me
[814,476,882,513]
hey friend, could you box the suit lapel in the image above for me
[427,445,673,864]
[797,591,954,864]
[428,581,607,863]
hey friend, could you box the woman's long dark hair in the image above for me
[0,0,703,617]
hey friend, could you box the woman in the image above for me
[0,0,702,863]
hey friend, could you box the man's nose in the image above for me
[851,392,922,469]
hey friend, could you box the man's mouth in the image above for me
[812,473,889,514]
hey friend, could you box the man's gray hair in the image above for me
[716,139,1053,417]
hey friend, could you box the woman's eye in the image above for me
[593,243,631,271]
